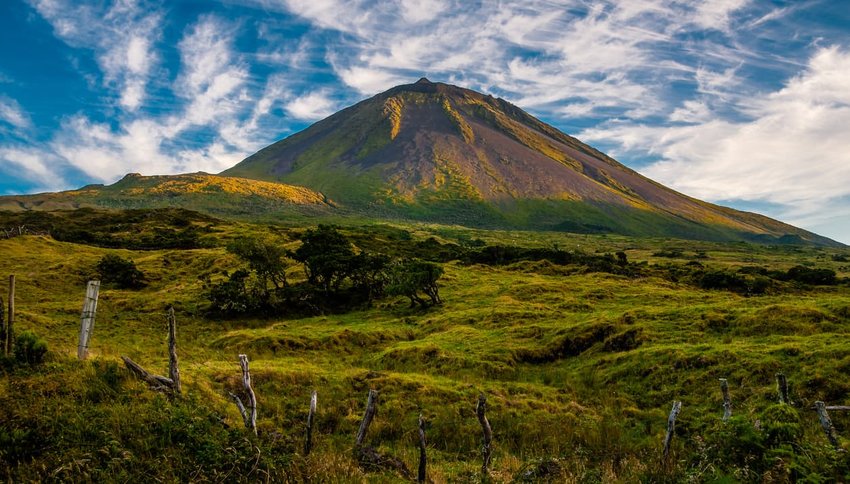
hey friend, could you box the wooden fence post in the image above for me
[476,393,493,475]
[355,389,378,448]
[121,356,175,391]
[166,307,181,395]
[305,390,317,456]
[77,280,100,360]
[5,274,15,356]
[229,354,258,435]
[418,413,427,483]
[719,378,731,421]
[663,400,682,461]
[776,373,790,404]
[815,401,843,451]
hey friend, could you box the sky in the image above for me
[1,1,849,243]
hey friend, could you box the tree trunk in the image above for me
[235,354,258,435]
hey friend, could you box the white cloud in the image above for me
[28,0,161,112]
[285,91,335,120]
[0,97,31,129]
[581,46,850,240]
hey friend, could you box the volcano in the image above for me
[223,78,836,245]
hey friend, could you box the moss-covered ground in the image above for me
[2,213,850,482]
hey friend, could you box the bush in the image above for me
[785,265,837,285]
[96,255,146,289]
[13,331,47,365]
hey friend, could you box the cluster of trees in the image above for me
[208,225,443,316]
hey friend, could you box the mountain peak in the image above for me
[221,80,840,246]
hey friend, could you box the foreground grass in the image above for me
[2,224,850,482]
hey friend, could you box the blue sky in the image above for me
[1,1,849,243]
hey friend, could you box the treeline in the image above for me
[0,208,217,250]
[207,225,443,316]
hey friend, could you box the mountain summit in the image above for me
[224,80,835,245]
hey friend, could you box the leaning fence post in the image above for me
[230,354,257,435]
[355,389,378,448]
[776,373,790,404]
[77,280,100,360]
[166,307,181,395]
[663,400,682,461]
[719,378,731,421]
[476,393,493,475]
[815,401,843,451]
[5,274,15,356]
[305,390,317,456]
[418,413,427,483]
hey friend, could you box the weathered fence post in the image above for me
[776,373,790,404]
[5,274,15,356]
[719,378,731,421]
[476,393,493,475]
[77,280,100,360]
[229,354,258,435]
[166,307,181,395]
[815,401,843,451]
[663,400,682,461]
[305,390,317,456]
[418,413,427,483]
[121,356,175,391]
[355,389,378,448]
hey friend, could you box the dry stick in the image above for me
[822,406,850,411]
[815,401,844,452]
[355,389,378,448]
[719,378,732,422]
[418,413,427,484]
[776,373,790,404]
[305,390,317,456]
[662,400,682,461]
[77,280,100,360]
[6,274,15,356]
[235,354,258,435]
[166,307,181,395]
[476,393,493,475]
[121,356,175,391]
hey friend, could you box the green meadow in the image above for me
[2,209,850,482]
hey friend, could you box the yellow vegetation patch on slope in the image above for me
[382,97,404,140]
[119,173,329,204]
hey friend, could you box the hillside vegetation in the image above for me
[2,209,850,482]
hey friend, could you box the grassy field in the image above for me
[2,212,850,482]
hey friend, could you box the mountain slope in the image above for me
[224,78,838,246]
[0,173,334,218]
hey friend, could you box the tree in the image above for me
[387,259,444,308]
[349,253,390,302]
[227,236,290,293]
[292,225,355,293]
[208,269,254,315]
[96,255,146,289]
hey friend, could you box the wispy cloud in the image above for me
[581,46,850,241]
[28,0,162,111]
